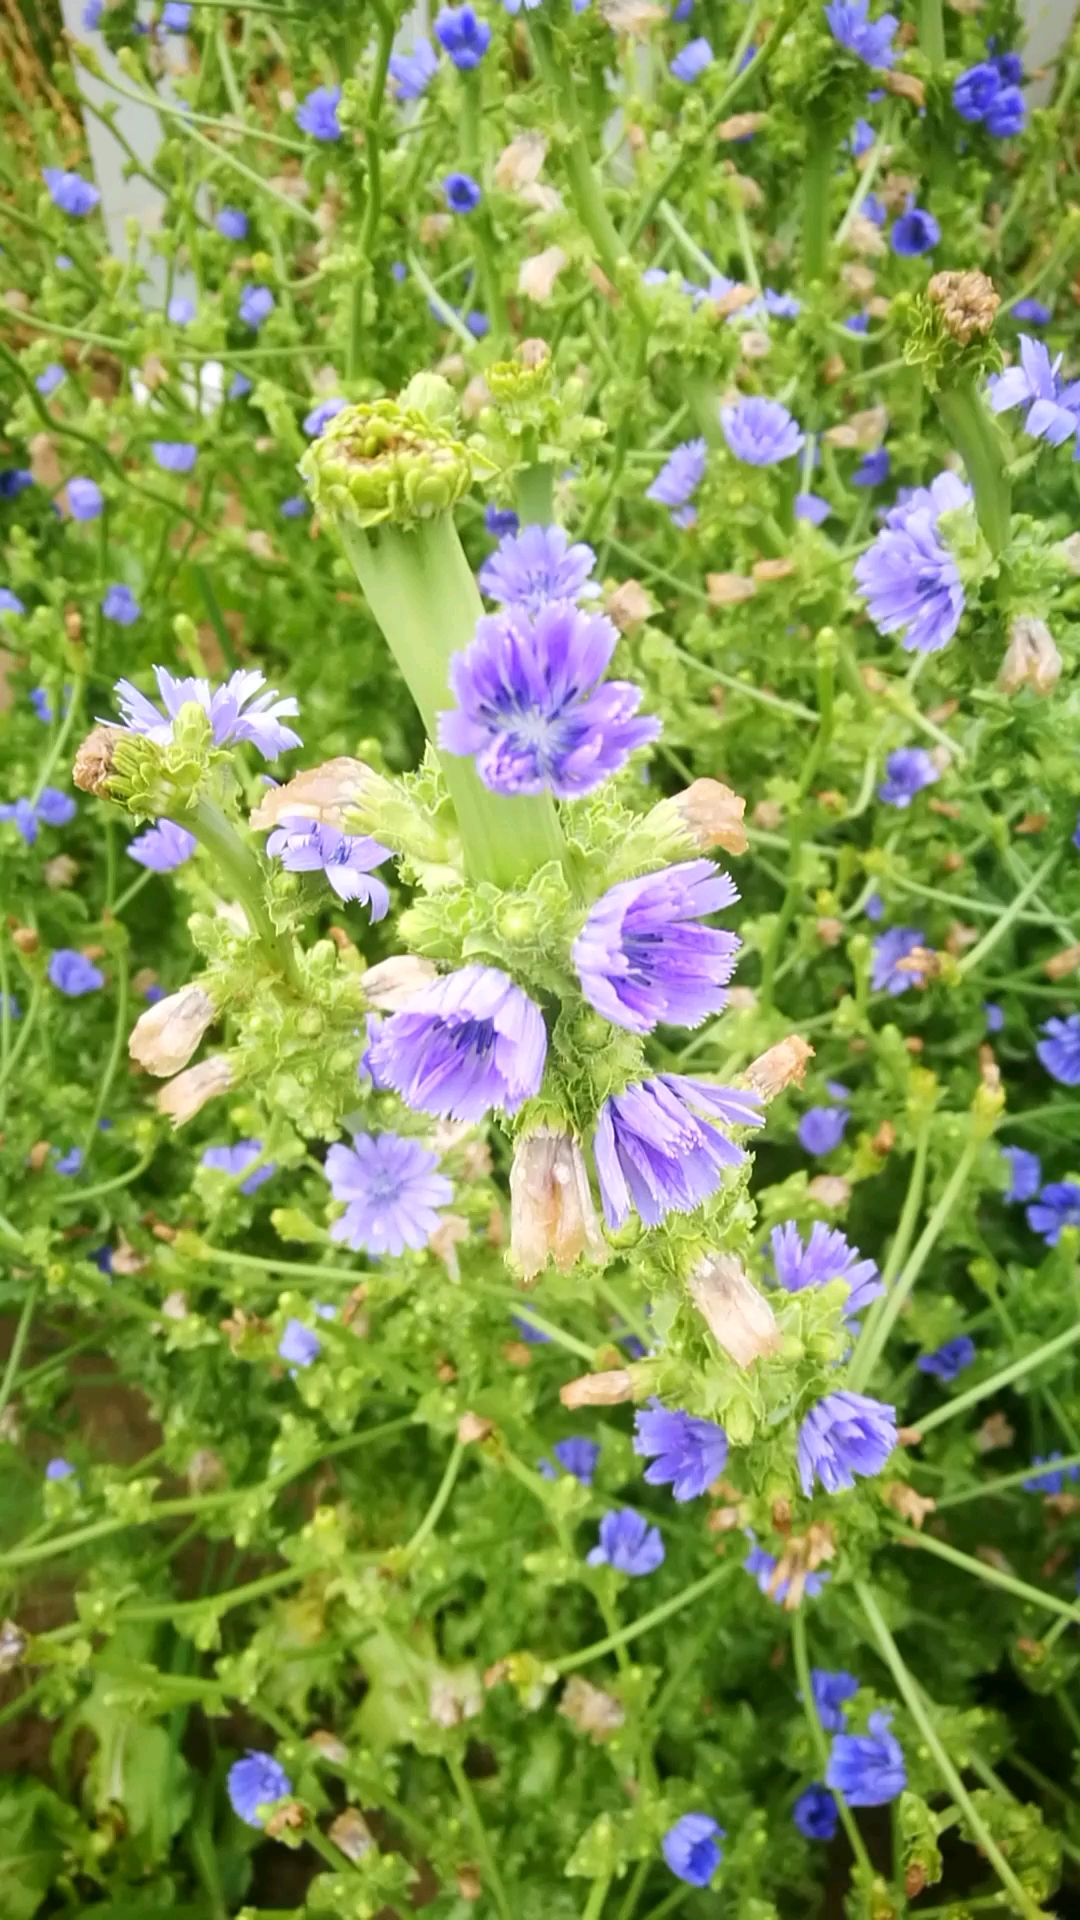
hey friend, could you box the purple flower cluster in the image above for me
[670,36,713,82]
[871,925,930,994]
[571,859,740,1033]
[797,1390,897,1495]
[954,55,1026,137]
[1002,1145,1040,1203]
[324,1131,452,1254]
[101,584,141,626]
[854,472,970,653]
[42,168,100,216]
[49,949,104,996]
[1023,1453,1079,1495]
[891,202,940,256]
[794,1785,839,1841]
[227,1752,292,1827]
[1027,1181,1080,1246]
[825,0,896,67]
[662,1814,724,1886]
[390,35,439,100]
[797,1105,849,1155]
[296,85,342,141]
[434,5,490,67]
[1037,1014,1080,1085]
[111,666,301,759]
[478,524,599,614]
[770,1222,882,1320]
[917,1335,976,1381]
[633,1403,728,1499]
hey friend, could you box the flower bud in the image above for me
[495,131,548,191]
[560,1367,635,1409]
[807,1175,851,1209]
[518,247,567,304]
[361,954,438,1009]
[558,1676,625,1740]
[157,1054,233,1126]
[457,1411,495,1444]
[824,406,888,451]
[997,615,1062,696]
[687,1253,780,1367]
[649,778,749,858]
[129,985,216,1077]
[509,1128,605,1280]
[743,1034,814,1099]
[927,269,999,344]
[717,111,767,141]
[298,397,474,530]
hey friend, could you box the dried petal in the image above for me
[129,985,216,1077]
[509,1127,605,1280]
[688,1253,781,1367]
[157,1054,233,1126]
[743,1035,814,1098]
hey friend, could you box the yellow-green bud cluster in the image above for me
[298,398,475,530]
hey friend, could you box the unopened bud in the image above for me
[807,1175,851,1208]
[298,397,474,530]
[157,1054,233,1126]
[558,1675,626,1740]
[72,725,124,798]
[129,985,216,1077]
[309,1729,349,1764]
[560,1367,635,1409]
[744,1035,814,1099]
[927,268,999,344]
[509,1128,605,1280]
[687,1253,781,1367]
[362,953,438,1009]
[997,615,1062,696]
[717,111,767,140]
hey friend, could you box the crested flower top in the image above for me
[110,667,302,760]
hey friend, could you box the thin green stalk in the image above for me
[462,70,510,344]
[884,1527,1080,1626]
[791,1609,876,1881]
[916,0,946,65]
[933,1449,1080,1509]
[350,0,397,378]
[759,642,835,1008]
[556,1562,734,1672]
[83,948,129,1148]
[0,982,45,1107]
[0,1283,40,1427]
[915,1319,1080,1437]
[185,798,299,986]
[803,119,837,284]
[402,1440,466,1562]
[671,645,816,720]
[958,854,1059,975]
[446,1753,513,1920]
[581,1876,613,1920]
[848,1132,976,1391]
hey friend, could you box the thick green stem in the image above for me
[803,119,837,285]
[186,798,300,987]
[516,461,554,525]
[934,378,1012,556]
[916,0,946,66]
[338,512,566,885]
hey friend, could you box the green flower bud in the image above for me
[298,398,475,530]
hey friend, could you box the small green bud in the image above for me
[400,371,459,424]
[299,397,475,530]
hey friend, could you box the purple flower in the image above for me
[662,1814,724,1886]
[587,1507,665,1575]
[162,1,192,27]
[794,1785,839,1840]
[478,524,598,613]
[216,206,249,239]
[917,1335,976,1381]
[827,1712,906,1804]
[202,1139,275,1195]
[953,61,1001,121]
[795,492,831,525]
[443,171,482,213]
[862,191,886,226]
[390,36,439,99]
[127,818,197,872]
[552,1437,600,1482]
[871,925,929,994]
[1026,1181,1080,1246]
[1012,298,1051,325]
[280,496,308,518]
[465,310,489,338]
[797,1107,849,1155]
[877,746,939,808]
[0,797,39,844]
[439,601,659,799]
[266,817,391,916]
[986,336,1080,447]
[825,0,896,67]
[102,583,141,625]
[42,168,100,216]
[279,1318,321,1367]
[48,949,104,996]
[594,1074,761,1230]
[83,0,104,23]
[0,590,25,616]
[670,36,713,81]
[1023,1452,1080,1494]
[0,470,32,499]
[634,1403,728,1500]
[111,665,301,759]
[513,1313,551,1345]
[227,1751,292,1827]
[36,363,66,396]
[485,504,519,538]
[853,447,890,487]
[239,284,275,330]
[303,396,348,438]
[995,50,1023,85]
[167,294,195,325]
[324,1132,452,1254]
[891,204,940,256]
[854,471,969,653]
[1002,1144,1040,1203]
[848,116,876,156]
[296,84,342,141]
[646,438,708,515]
[1,994,20,1021]
[745,1538,829,1603]
[572,860,741,1035]
[434,5,491,67]
[67,477,103,521]
[1037,1014,1080,1086]
[721,397,804,466]
[368,964,546,1121]
[229,372,253,399]
[770,1221,882,1320]
[810,1668,859,1732]
[152,441,197,475]
[986,85,1025,136]
[45,1457,76,1481]
[797,1389,897,1496]
[846,313,870,335]
[984,1001,1005,1032]
[54,1146,84,1176]
[37,787,76,829]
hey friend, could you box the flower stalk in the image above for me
[933,378,1012,556]
[184,797,300,988]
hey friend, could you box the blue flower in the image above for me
[771,1221,882,1320]
[794,1785,839,1840]
[67,477,103,521]
[37,788,76,829]
[478,526,598,615]
[390,35,439,99]
[825,0,896,67]
[1012,298,1051,325]
[797,1390,897,1496]
[846,313,870,334]
[795,491,830,525]
[227,1751,292,1826]
[368,964,547,1122]
[82,0,104,23]
[853,447,889,487]
[744,1537,829,1604]
[152,441,198,474]
[265,817,391,915]
[439,601,659,799]
[985,85,1026,137]
[325,1132,453,1254]
[877,746,939,808]
[465,310,489,338]
[48,949,105,996]
[443,171,482,213]
[826,1711,906,1804]
[202,1139,275,1195]
[646,438,708,515]
[127,819,197,872]
[0,472,32,499]
[296,84,342,141]
[216,206,249,239]
[434,5,491,68]
[594,1075,761,1230]
[670,36,713,82]
[810,1668,859,1732]
[587,1507,665,1575]
[953,61,1001,121]
[1037,1014,1080,1086]
[485,504,519,538]
[101,583,141,626]
[1023,1452,1080,1494]
[848,116,876,156]
[45,1457,76,1481]
[865,893,884,921]
[229,372,253,399]
[871,925,929,994]
[572,859,741,1035]
[633,1403,728,1500]
[862,191,886,226]
[854,470,969,653]
[797,1107,849,1155]
[42,168,101,216]
[891,203,940,255]
[167,294,195,325]
[1001,1144,1040,1202]
[986,337,1080,447]
[721,397,804,465]
[54,1146,84,1176]
[280,496,308,518]
[111,665,301,759]
[984,1001,1005,1033]
[36,363,66,396]
[662,1813,724,1886]
[513,1313,551,1346]
[1,994,21,1021]
[1026,1181,1080,1246]
[303,396,348,438]
[239,284,275,330]
[552,1437,600,1482]
[917,1335,976,1381]
[0,590,26,616]
[162,1,192,27]
[278,1318,321,1366]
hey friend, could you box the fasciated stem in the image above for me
[185,798,300,988]
[934,378,1012,556]
[916,0,946,67]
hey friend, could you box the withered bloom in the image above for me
[157,1054,233,1125]
[129,985,216,1077]
[509,1127,605,1279]
[688,1253,780,1367]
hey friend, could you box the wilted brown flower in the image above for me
[457,1411,495,1445]
[495,130,547,191]
[157,1054,233,1126]
[72,725,123,798]
[927,268,999,343]
[129,985,216,1077]
[707,569,757,607]
[0,1619,28,1673]
[560,1367,635,1409]
[518,247,568,303]
[882,1481,936,1528]
[717,112,766,141]
[997,615,1062,695]
[605,579,653,632]
[250,756,379,832]
[744,1035,814,1099]
[559,1675,626,1740]
[769,1524,836,1610]
[688,1254,781,1367]
[362,954,438,1009]
[510,1128,606,1279]
[1045,943,1080,982]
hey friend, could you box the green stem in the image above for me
[84,946,129,1148]
[528,17,641,317]
[759,641,835,1008]
[337,512,567,886]
[933,1448,1080,1510]
[446,1753,513,1920]
[934,378,1012,556]
[556,1562,734,1672]
[848,1133,977,1392]
[791,1609,877,1882]
[0,1282,39,1427]
[803,119,837,285]
[884,1527,1080,1626]
[958,853,1059,975]
[185,798,299,986]
[516,462,554,526]
[581,1876,613,1920]
[916,0,946,66]
[402,1439,466,1562]
[915,1320,1080,1437]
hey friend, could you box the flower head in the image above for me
[826,1712,906,1804]
[439,601,659,799]
[42,168,100,216]
[45,1457,76,1480]
[1023,1452,1080,1494]
[390,34,439,99]
[587,1507,665,1575]
[279,1318,321,1367]
[811,1668,859,1732]
[744,1538,829,1604]
[871,925,929,994]
[102,584,141,626]
[797,1107,849,1155]
[29,686,50,718]
[572,860,740,1035]
[797,1390,897,1496]
[795,492,831,525]
[594,1074,761,1230]
[917,1335,976,1381]
[646,438,708,519]
[443,171,482,213]
[296,84,342,141]
[634,1403,728,1500]
[111,665,301,759]
[771,1221,882,1319]
[324,1132,452,1254]
[891,204,940,256]
[55,1147,83,1176]
[854,471,969,653]
[720,397,804,465]
[201,1139,274,1195]
[853,447,890,487]
[1001,1145,1041,1203]
[1012,298,1051,325]
[794,1785,839,1840]
[163,2,192,27]
[230,372,253,399]
[662,1814,724,1886]
[1037,1014,1080,1086]
[36,363,66,396]
[227,1751,292,1827]
[48,949,104,996]
[485,504,519,537]
[281,496,308,518]
[239,284,275,330]
[877,746,939,808]
[152,441,197,474]
[509,1127,605,1278]
[434,5,491,68]
[670,36,713,82]
[986,85,1025,136]
[127,819,197,872]
[303,396,348,438]
[478,525,599,614]
[1026,1181,1080,1246]
[266,817,391,916]
[552,1437,600,1482]
[68,477,103,521]
[368,964,547,1121]
[167,294,195,325]
[825,0,896,67]
[953,61,1001,121]
[129,985,215,1076]
[216,206,249,239]
[0,590,26,615]
[987,336,1080,447]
